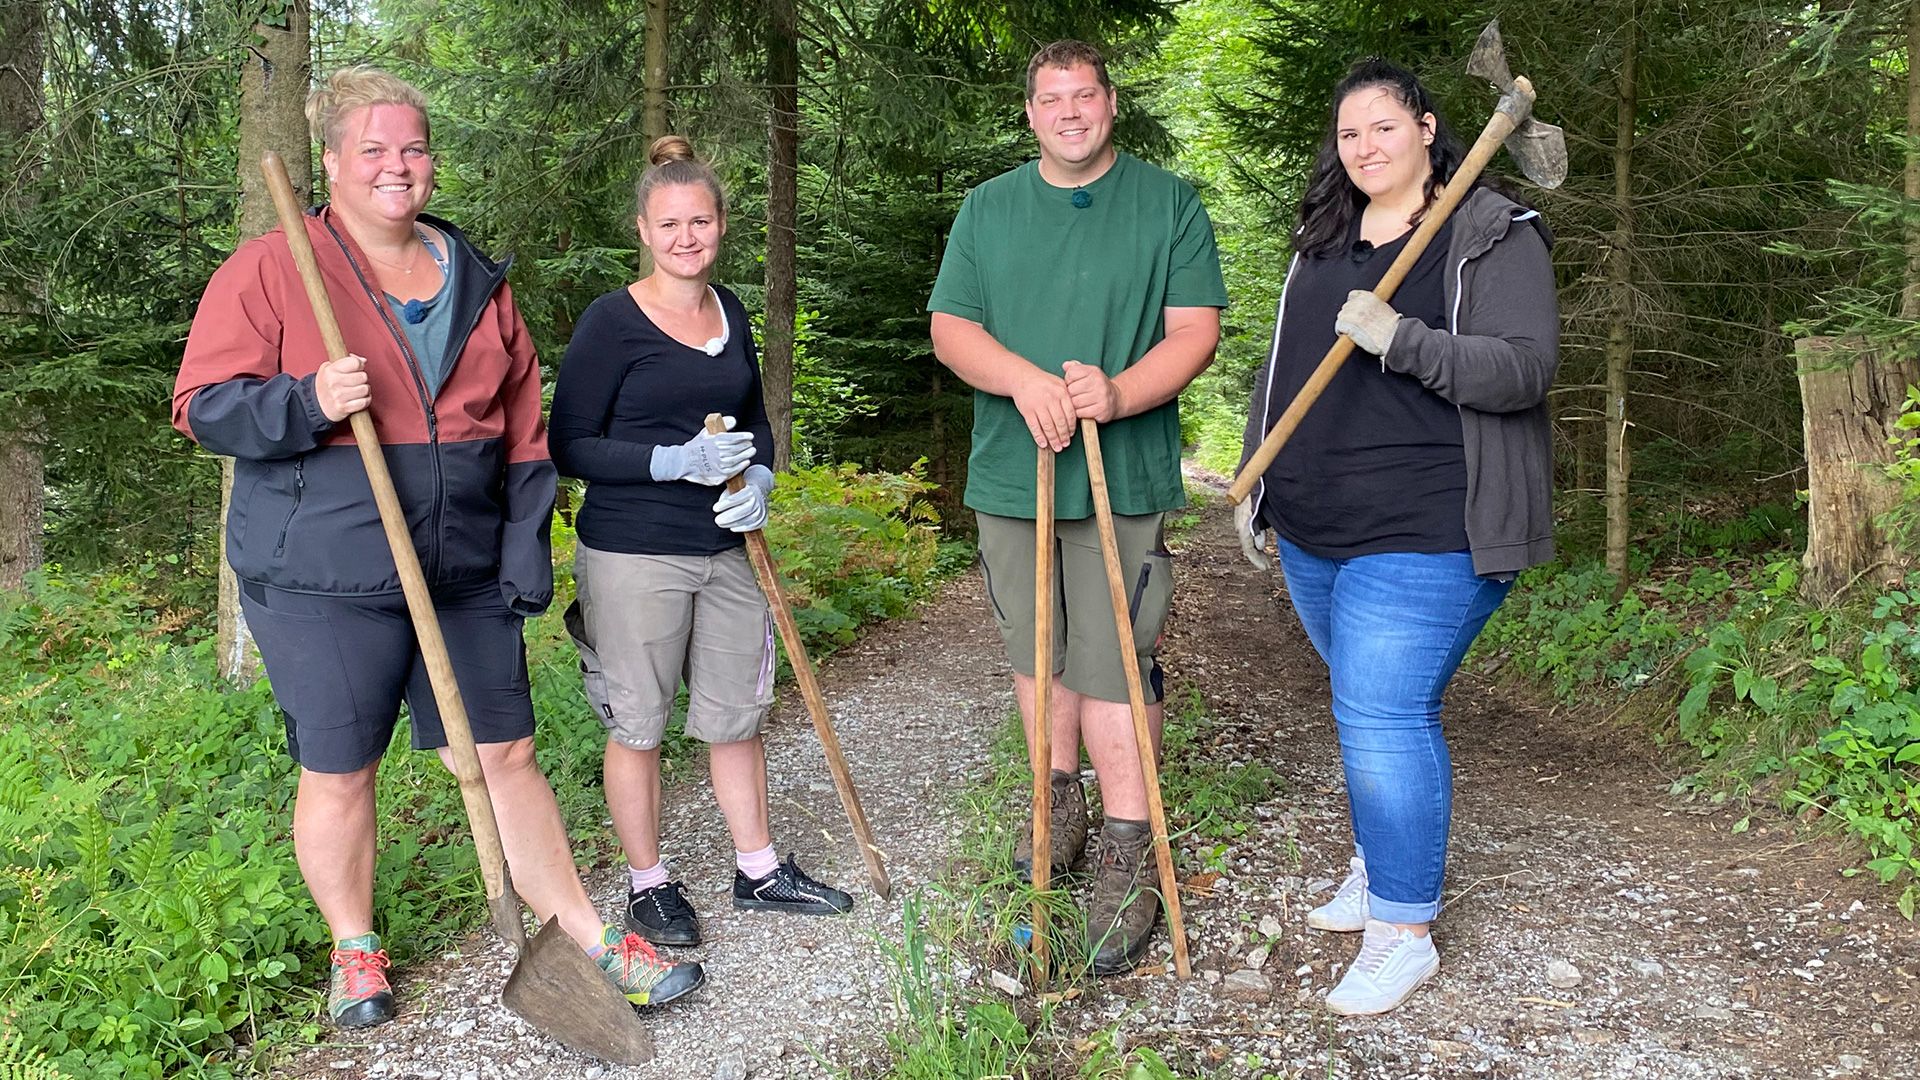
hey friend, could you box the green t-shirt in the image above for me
[928,153,1228,520]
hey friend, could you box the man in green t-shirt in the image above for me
[928,39,1228,975]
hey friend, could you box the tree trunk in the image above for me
[763,0,799,470]
[1798,338,1918,597]
[220,0,310,681]
[0,0,47,592]
[1604,10,1638,594]
[1904,0,1920,319]
[644,0,668,141]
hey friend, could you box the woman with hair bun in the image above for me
[1236,58,1558,1015]
[552,135,853,956]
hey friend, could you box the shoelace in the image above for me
[650,881,695,921]
[1349,928,1410,978]
[330,947,391,999]
[606,931,669,982]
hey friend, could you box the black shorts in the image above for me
[240,579,536,774]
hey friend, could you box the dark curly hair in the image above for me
[1293,59,1467,258]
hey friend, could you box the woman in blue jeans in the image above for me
[1236,59,1558,1015]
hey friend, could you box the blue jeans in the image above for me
[1277,539,1512,924]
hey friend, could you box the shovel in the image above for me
[1227,19,1567,505]
[260,153,653,1065]
[701,414,891,900]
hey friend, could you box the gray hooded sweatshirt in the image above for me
[1240,186,1559,576]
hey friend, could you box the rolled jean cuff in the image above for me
[1367,889,1441,925]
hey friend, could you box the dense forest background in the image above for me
[5,1,1920,1076]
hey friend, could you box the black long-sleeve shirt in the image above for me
[549,283,774,555]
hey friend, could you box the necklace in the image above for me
[365,238,424,276]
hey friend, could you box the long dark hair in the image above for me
[1294,59,1466,258]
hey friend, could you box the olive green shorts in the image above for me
[975,511,1171,704]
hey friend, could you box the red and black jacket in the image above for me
[172,206,557,613]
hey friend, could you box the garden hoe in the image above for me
[1227,18,1568,505]
[702,414,892,901]
[261,153,653,1066]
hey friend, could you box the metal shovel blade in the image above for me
[500,918,654,1065]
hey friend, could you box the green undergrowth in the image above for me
[0,463,945,1078]
[1477,551,1920,918]
[867,689,1275,1079]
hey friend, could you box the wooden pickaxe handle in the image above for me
[1226,79,1534,506]
[1029,445,1055,982]
[1081,417,1190,979]
[260,153,526,950]
[703,414,891,900]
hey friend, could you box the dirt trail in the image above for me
[289,487,1920,1080]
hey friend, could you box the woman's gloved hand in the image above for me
[713,465,776,532]
[1334,290,1403,358]
[1235,497,1273,571]
[650,416,755,485]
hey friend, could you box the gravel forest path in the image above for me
[287,482,1920,1080]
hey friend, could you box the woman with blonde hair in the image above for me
[173,66,703,1028]
[554,135,853,953]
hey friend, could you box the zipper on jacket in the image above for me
[328,218,447,581]
[274,457,305,557]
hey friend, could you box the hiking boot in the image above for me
[626,880,702,947]
[1324,919,1439,1015]
[328,932,395,1029]
[1013,770,1089,882]
[1307,856,1369,932]
[733,854,854,915]
[1085,819,1161,976]
[593,925,705,1007]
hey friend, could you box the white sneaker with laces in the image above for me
[1307,856,1369,932]
[1324,919,1439,1016]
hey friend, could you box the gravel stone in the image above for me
[1545,960,1583,989]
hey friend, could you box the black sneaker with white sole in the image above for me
[626,880,702,947]
[733,854,854,915]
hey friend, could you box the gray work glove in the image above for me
[713,465,775,532]
[1334,290,1403,358]
[1235,497,1273,571]
[650,415,755,485]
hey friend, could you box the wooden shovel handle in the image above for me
[1226,100,1523,505]
[1081,418,1189,979]
[704,415,891,900]
[261,153,525,950]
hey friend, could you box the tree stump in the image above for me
[1797,336,1919,599]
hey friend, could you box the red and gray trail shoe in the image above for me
[733,854,854,915]
[328,933,395,1029]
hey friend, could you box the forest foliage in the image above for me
[4,0,1920,1074]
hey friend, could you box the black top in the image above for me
[1264,216,1468,557]
[549,284,775,556]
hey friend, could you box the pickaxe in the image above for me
[1227,20,1567,505]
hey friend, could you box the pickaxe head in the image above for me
[1466,20,1568,190]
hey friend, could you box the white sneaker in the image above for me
[1307,856,1369,932]
[1324,919,1439,1016]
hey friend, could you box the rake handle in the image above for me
[1029,446,1056,982]
[704,415,891,900]
[261,152,525,950]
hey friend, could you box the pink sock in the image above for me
[737,844,779,880]
[629,860,669,891]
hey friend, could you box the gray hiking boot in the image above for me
[1085,819,1161,976]
[1013,770,1089,882]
